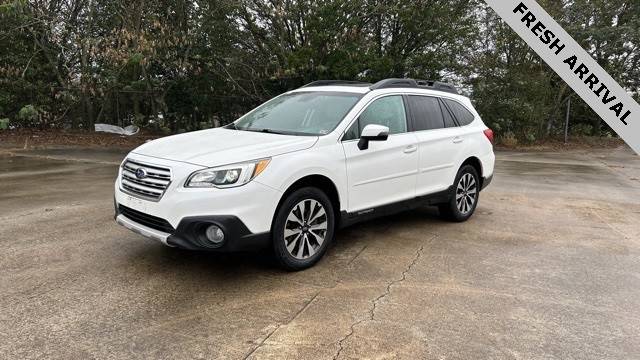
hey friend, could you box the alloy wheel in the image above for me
[284,199,328,259]
[456,173,477,214]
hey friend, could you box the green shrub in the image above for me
[17,105,39,127]
[524,130,536,143]
[18,105,37,118]
[501,131,518,147]
[571,123,593,136]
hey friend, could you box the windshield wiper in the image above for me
[234,126,316,136]
[259,128,289,135]
[241,127,289,135]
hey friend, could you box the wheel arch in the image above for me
[459,156,484,188]
[275,174,342,227]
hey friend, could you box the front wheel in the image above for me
[439,165,480,222]
[272,187,335,271]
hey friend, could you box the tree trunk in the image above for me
[80,44,95,131]
[545,83,568,138]
[141,65,158,122]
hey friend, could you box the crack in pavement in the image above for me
[242,292,321,359]
[346,245,367,267]
[242,239,390,359]
[332,241,428,360]
[589,207,634,241]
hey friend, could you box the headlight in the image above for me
[185,158,271,188]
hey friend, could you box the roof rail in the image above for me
[415,79,459,94]
[301,80,371,88]
[369,78,418,90]
[370,78,459,94]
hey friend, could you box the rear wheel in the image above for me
[439,165,480,222]
[272,187,335,271]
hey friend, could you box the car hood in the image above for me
[132,128,318,167]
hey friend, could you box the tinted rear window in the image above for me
[408,96,444,131]
[443,99,475,126]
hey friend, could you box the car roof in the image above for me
[290,86,372,94]
[290,78,468,100]
[289,85,472,105]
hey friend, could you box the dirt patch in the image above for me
[496,136,625,152]
[0,129,160,150]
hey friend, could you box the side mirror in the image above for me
[358,124,389,150]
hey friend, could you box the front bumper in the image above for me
[115,203,271,251]
[113,153,280,251]
[116,213,172,246]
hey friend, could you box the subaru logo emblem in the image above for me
[135,168,147,179]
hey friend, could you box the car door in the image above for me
[341,95,419,212]
[407,95,463,196]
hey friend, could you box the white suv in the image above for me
[114,78,495,270]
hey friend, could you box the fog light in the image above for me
[205,225,225,244]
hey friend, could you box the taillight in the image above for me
[483,128,494,144]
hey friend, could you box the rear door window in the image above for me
[407,96,444,131]
[443,99,475,126]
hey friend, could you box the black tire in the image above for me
[439,165,480,222]
[272,187,335,271]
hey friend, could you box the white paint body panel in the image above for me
[132,127,317,167]
[342,133,419,212]
[115,85,495,244]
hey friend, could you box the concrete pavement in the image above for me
[1,146,639,359]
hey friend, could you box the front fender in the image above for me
[254,145,348,212]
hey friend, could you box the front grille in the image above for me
[120,160,171,201]
[118,205,175,233]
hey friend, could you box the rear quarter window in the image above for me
[438,99,457,128]
[443,99,475,126]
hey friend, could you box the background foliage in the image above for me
[1,0,638,142]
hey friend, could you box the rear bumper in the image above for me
[115,203,271,252]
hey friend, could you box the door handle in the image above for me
[403,145,418,154]
[453,136,464,144]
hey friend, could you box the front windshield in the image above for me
[234,91,362,136]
